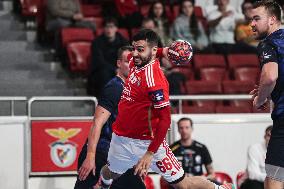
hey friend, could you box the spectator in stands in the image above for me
[46,0,96,58]
[206,0,243,54]
[241,125,272,189]
[46,0,96,32]
[234,1,258,53]
[148,1,172,46]
[170,117,216,179]
[141,17,157,31]
[171,0,209,52]
[87,17,128,97]
[115,0,143,29]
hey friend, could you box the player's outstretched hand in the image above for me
[134,151,154,178]
[78,153,96,181]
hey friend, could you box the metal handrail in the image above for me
[0,96,27,116]
[170,94,253,114]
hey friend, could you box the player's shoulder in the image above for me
[193,140,207,149]
[170,140,181,151]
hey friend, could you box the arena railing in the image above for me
[0,96,27,116]
[169,94,270,114]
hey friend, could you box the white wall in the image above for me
[0,114,273,189]
[170,113,272,183]
[0,117,27,189]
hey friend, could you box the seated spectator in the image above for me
[46,0,96,32]
[46,0,96,57]
[170,117,216,179]
[148,1,172,46]
[141,17,157,31]
[87,18,128,97]
[206,0,243,54]
[241,125,272,189]
[234,1,258,53]
[171,0,209,52]
[115,0,143,29]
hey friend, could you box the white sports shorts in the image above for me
[107,133,185,184]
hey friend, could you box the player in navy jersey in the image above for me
[74,46,132,189]
[249,1,284,189]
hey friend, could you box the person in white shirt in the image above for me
[241,126,272,189]
[206,0,243,54]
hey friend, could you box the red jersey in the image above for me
[112,57,170,140]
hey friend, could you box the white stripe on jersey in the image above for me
[146,64,155,87]
[154,101,170,108]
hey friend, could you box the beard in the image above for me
[134,52,153,68]
[255,31,269,40]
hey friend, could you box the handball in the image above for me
[168,40,193,65]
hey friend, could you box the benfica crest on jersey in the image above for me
[45,128,81,168]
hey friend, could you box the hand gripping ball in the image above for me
[168,40,193,65]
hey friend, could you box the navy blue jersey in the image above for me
[257,29,284,121]
[96,76,124,151]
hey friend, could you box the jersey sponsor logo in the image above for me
[45,128,81,168]
[263,52,272,59]
[149,89,165,103]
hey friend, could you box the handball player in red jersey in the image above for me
[99,29,234,189]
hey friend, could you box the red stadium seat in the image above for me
[21,0,40,17]
[215,105,251,113]
[200,67,227,81]
[214,172,233,184]
[222,80,255,94]
[140,4,151,17]
[61,28,94,48]
[117,28,130,40]
[231,100,252,107]
[236,171,248,189]
[144,175,154,189]
[66,42,92,72]
[234,67,260,82]
[194,6,204,18]
[186,80,223,94]
[194,54,226,69]
[227,54,259,69]
[172,5,180,19]
[170,66,194,80]
[81,4,102,17]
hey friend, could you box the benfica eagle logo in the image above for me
[45,128,81,168]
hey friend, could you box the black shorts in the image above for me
[74,142,108,189]
[265,119,284,168]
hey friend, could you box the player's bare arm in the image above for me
[134,106,171,177]
[253,62,278,109]
[205,164,215,179]
[78,105,111,181]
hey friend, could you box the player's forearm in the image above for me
[258,72,277,103]
[87,106,111,156]
[147,106,171,153]
[87,122,103,155]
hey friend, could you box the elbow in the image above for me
[263,74,277,85]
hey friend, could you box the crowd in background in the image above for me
[39,0,284,97]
